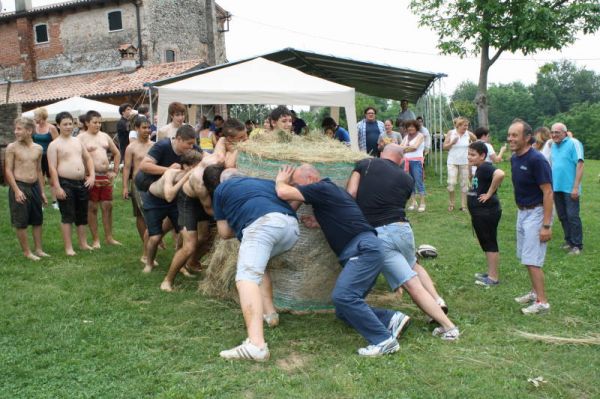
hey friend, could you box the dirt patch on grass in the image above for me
[276,351,309,372]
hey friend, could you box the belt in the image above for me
[517,203,542,210]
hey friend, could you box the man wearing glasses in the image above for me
[549,123,584,255]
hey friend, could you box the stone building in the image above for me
[0,0,229,82]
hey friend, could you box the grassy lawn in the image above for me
[1,159,599,398]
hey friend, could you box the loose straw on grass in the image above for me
[515,330,600,345]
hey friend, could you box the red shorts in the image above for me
[89,175,113,202]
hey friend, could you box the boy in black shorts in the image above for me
[467,141,505,286]
[4,117,49,261]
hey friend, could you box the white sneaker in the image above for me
[514,291,537,304]
[357,336,399,357]
[387,311,411,339]
[521,302,550,315]
[407,204,416,211]
[220,338,270,361]
[432,326,460,341]
[52,202,59,210]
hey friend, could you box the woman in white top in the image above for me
[443,117,476,211]
[400,120,426,212]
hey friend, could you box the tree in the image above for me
[546,102,600,160]
[227,104,272,123]
[488,82,538,136]
[410,0,600,128]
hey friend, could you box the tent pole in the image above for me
[438,79,443,186]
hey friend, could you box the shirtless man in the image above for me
[5,117,49,261]
[157,102,186,140]
[123,115,155,264]
[47,112,95,256]
[78,110,121,248]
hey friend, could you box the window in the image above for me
[34,24,49,44]
[165,50,175,63]
[108,10,122,31]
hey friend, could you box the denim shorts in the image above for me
[516,206,548,267]
[236,213,299,284]
[376,222,418,291]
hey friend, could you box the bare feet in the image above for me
[142,264,154,273]
[160,280,174,292]
[34,250,50,258]
[92,241,101,249]
[179,267,195,278]
[158,240,166,250]
[140,256,159,267]
[106,239,122,246]
[79,244,94,251]
[25,253,41,261]
[66,249,77,256]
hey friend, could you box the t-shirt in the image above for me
[140,138,200,209]
[334,126,350,144]
[365,121,381,156]
[213,177,296,240]
[550,136,584,194]
[116,117,129,154]
[397,109,416,125]
[353,158,413,227]
[511,147,552,207]
[292,118,307,135]
[378,131,402,147]
[468,162,500,210]
[297,178,375,256]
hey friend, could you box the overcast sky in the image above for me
[5,0,600,96]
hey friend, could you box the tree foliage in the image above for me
[545,102,600,160]
[409,0,600,128]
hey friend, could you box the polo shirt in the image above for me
[550,136,584,194]
[511,147,552,207]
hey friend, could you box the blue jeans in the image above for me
[554,192,583,249]
[408,160,426,195]
[333,232,395,345]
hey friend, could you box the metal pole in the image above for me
[438,78,443,186]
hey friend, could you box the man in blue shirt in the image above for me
[509,120,553,315]
[210,169,299,362]
[276,164,407,356]
[550,123,584,255]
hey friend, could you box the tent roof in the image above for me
[149,48,445,103]
[158,57,354,106]
[22,96,122,122]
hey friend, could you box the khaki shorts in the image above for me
[447,164,469,193]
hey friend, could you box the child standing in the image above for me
[4,117,49,260]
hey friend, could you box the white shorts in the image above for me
[516,207,548,268]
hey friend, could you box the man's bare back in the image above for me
[48,136,88,180]
[6,141,43,184]
[77,131,113,174]
[149,168,190,201]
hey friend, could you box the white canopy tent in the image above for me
[155,58,359,150]
[23,96,122,122]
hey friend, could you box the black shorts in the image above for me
[41,154,50,178]
[9,181,43,228]
[469,206,502,253]
[57,177,89,225]
[143,204,180,236]
[177,190,211,232]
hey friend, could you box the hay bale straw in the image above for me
[200,132,368,313]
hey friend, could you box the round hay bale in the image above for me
[200,133,368,313]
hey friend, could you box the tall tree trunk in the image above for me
[475,44,491,128]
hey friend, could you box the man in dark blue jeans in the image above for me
[275,164,409,356]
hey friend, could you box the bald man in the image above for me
[275,164,409,357]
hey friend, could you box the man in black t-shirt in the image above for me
[137,125,199,273]
[347,144,459,340]
[275,164,407,357]
[116,103,132,162]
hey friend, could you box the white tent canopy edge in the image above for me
[155,58,359,151]
[22,96,122,122]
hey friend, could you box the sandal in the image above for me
[447,205,454,212]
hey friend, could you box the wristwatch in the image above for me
[542,224,552,229]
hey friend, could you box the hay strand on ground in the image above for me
[199,237,240,302]
[515,330,600,345]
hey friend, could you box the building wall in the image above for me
[0,22,24,81]
[35,4,138,77]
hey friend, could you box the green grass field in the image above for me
[1,159,599,398]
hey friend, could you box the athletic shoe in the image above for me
[432,326,460,341]
[568,247,581,255]
[560,243,572,250]
[407,204,416,211]
[357,337,400,357]
[437,297,449,314]
[521,302,550,315]
[475,276,499,287]
[474,272,488,280]
[263,312,279,328]
[388,312,411,340]
[514,291,537,304]
[417,204,426,213]
[219,339,270,361]
[52,202,59,210]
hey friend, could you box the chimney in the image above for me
[118,44,138,73]
[15,0,32,13]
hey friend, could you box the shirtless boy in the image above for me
[159,126,240,291]
[123,115,155,264]
[47,112,95,256]
[78,110,121,248]
[157,102,186,140]
[5,117,49,261]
